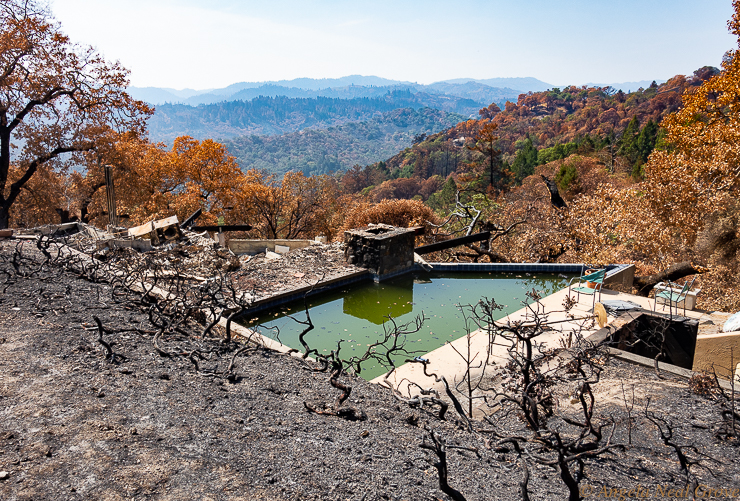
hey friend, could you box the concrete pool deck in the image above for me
[222,255,735,400]
[372,285,709,402]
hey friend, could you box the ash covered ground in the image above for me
[1,239,739,501]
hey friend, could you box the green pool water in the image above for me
[243,271,572,379]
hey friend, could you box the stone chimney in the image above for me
[344,224,416,279]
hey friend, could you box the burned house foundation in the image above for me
[590,310,699,371]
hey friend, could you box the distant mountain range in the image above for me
[147,90,480,144]
[133,74,670,177]
[129,75,667,109]
[175,82,520,108]
[137,75,552,145]
[129,75,549,107]
[441,77,555,93]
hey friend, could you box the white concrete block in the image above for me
[265,250,281,260]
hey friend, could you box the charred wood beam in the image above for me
[465,243,509,263]
[180,208,202,229]
[415,231,491,255]
[633,262,709,296]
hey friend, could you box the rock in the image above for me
[265,250,281,261]
[722,311,740,333]
[0,471,9,480]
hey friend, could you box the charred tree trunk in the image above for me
[0,201,9,230]
[633,262,708,296]
[465,243,509,263]
[540,175,567,209]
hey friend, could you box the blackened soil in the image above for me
[1,243,739,501]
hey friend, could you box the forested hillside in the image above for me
[339,71,716,195]
[147,91,480,143]
[224,108,465,176]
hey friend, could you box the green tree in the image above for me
[538,142,578,164]
[511,137,538,182]
[637,119,658,164]
[618,116,641,166]
[555,161,578,194]
[427,176,458,210]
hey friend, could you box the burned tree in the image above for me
[427,191,529,263]
[633,262,708,296]
[478,292,622,501]
[394,289,623,501]
[420,429,469,501]
[300,311,427,422]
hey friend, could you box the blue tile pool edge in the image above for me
[240,263,630,317]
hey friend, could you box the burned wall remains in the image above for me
[344,224,415,278]
[608,312,699,370]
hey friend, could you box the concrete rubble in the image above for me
[6,221,366,307]
[232,242,365,298]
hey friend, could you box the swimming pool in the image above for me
[243,271,572,379]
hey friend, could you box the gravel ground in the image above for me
[1,240,739,501]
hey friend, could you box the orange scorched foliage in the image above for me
[233,170,340,240]
[0,0,151,228]
[339,199,440,239]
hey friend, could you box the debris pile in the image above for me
[232,242,364,297]
[5,219,369,308]
[7,220,241,280]
[92,234,241,280]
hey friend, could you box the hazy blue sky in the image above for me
[50,0,736,90]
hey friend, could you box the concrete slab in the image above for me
[373,286,707,400]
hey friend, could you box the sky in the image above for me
[50,0,737,91]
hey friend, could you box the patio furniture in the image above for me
[653,277,697,317]
[568,268,606,308]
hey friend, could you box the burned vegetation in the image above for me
[1,236,739,501]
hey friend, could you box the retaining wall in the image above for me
[693,331,740,380]
[228,239,316,255]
